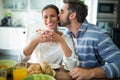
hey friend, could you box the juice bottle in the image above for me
[0,69,7,80]
[0,77,6,80]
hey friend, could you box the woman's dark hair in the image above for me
[42,4,59,15]
[63,0,88,22]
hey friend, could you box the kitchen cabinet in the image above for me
[30,0,57,10]
[3,0,28,9]
[0,27,26,50]
[117,0,120,26]
[30,0,64,10]
[3,0,62,10]
[3,0,14,9]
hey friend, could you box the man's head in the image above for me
[59,0,88,26]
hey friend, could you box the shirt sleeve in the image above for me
[98,32,120,78]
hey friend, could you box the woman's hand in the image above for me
[34,29,63,44]
[34,30,52,43]
[48,31,63,43]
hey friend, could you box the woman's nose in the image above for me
[47,17,51,22]
[58,13,60,17]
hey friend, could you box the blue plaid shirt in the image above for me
[64,20,120,78]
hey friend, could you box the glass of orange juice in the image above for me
[0,69,7,80]
[13,62,27,80]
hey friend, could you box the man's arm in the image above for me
[69,67,105,80]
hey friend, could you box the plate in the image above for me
[50,64,60,69]
[52,70,56,77]
[64,66,71,71]
[0,60,17,74]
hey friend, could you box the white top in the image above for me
[73,38,78,53]
[18,32,77,64]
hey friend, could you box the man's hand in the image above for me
[69,67,94,80]
[69,66,106,80]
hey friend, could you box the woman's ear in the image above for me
[69,12,76,19]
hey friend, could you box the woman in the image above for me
[18,4,77,64]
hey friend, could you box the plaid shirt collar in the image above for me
[65,19,89,36]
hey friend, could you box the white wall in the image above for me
[11,11,43,27]
[85,0,98,25]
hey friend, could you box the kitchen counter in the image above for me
[0,27,26,50]
[0,54,18,61]
[0,25,25,28]
[0,49,20,61]
[7,65,120,80]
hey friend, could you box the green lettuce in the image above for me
[24,74,55,80]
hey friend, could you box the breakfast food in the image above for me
[27,61,53,76]
[40,61,53,76]
[0,65,8,69]
[27,64,43,75]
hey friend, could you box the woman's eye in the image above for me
[43,16,48,18]
[51,15,58,18]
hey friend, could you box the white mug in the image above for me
[64,58,78,70]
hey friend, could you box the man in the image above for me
[58,0,120,79]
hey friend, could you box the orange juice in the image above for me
[13,68,27,80]
[0,77,6,80]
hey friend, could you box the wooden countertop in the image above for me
[7,65,120,80]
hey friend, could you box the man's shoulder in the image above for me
[87,23,107,33]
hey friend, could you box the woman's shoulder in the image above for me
[62,33,71,39]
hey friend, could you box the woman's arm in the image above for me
[23,31,49,56]
[23,38,39,56]
[50,32,72,58]
[59,37,72,57]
